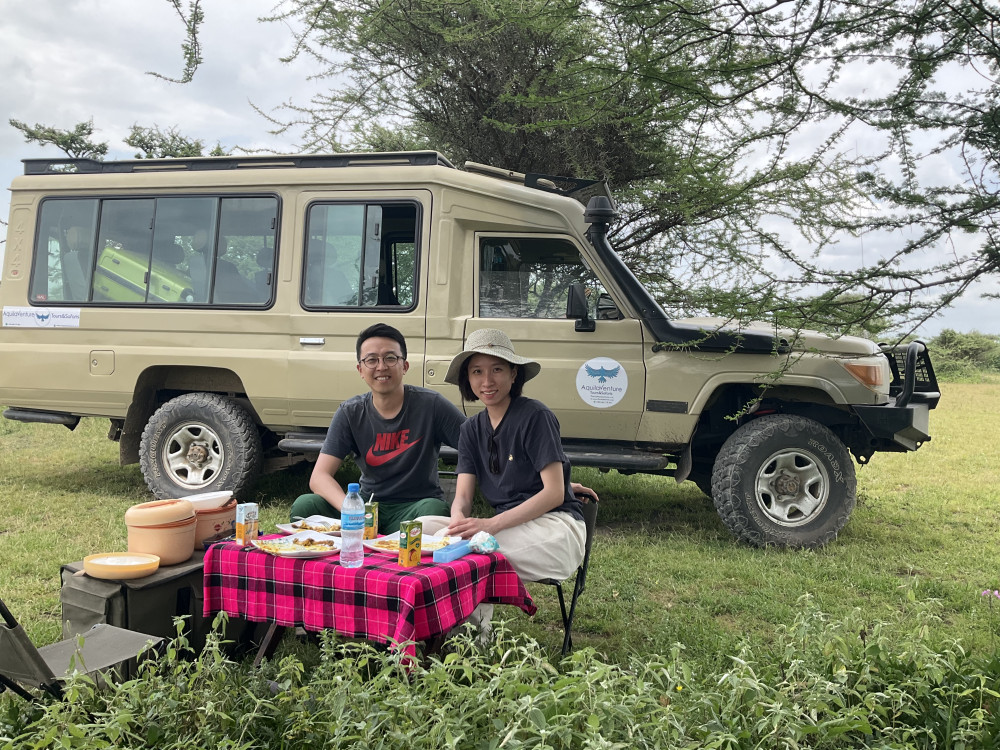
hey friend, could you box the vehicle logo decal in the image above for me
[584,363,621,383]
[2,306,81,328]
[576,357,628,409]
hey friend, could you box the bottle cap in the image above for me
[348,483,360,493]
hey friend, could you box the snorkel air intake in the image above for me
[583,196,788,354]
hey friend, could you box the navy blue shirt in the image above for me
[457,396,583,521]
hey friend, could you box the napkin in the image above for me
[469,531,499,553]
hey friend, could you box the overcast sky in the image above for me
[1,0,996,338]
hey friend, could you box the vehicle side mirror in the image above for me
[566,283,596,332]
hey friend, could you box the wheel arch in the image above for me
[690,383,853,464]
[120,366,258,465]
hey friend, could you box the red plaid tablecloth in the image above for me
[203,540,536,655]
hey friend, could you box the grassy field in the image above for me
[2,382,998,671]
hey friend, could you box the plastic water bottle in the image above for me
[340,482,365,568]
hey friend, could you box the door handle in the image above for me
[299,337,325,345]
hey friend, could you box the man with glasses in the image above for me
[289,323,466,530]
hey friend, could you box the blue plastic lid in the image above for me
[347,483,360,493]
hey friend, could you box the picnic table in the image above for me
[202,538,536,659]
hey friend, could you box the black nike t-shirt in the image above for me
[321,385,466,503]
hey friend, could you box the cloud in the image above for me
[0,0,311,168]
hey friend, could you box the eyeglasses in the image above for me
[359,353,403,369]
[488,434,501,474]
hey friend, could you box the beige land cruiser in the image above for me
[0,151,939,547]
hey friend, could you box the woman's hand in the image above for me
[445,515,498,538]
[570,481,599,502]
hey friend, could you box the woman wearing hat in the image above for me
[418,328,589,585]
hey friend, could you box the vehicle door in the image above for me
[459,233,646,442]
[286,191,430,428]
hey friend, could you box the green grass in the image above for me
[2,383,999,670]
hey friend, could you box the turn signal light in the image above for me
[844,362,884,388]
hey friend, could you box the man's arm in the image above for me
[308,453,347,513]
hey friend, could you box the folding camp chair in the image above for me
[0,596,163,701]
[536,493,599,655]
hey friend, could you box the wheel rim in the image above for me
[160,420,225,490]
[753,447,829,527]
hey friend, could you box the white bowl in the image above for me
[181,491,233,511]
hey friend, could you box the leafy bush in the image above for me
[4,597,1000,749]
[928,329,1000,381]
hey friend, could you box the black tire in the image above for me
[139,392,262,500]
[712,414,856,548]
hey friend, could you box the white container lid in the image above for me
[182,491,234,511]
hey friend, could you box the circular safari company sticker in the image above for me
[576,357,628,408]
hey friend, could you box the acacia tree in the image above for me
[247,0,999,336]
[9,120,224,160]
[16,0,998,335]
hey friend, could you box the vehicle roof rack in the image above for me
[21,151,457,176]
[463,161,612,206]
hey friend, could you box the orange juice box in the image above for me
[363,502,379,540]
[235,502,259,546]
[398,520,422,567]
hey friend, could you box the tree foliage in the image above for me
[9,119,108,159]
[10,120,221,160]
[147,0,204,84]
[12,0,1000,337]
[928,328,1000,378]
[255,0,1000,336]
[125,125,224,158]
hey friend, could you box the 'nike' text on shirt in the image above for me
[366,430,422,466]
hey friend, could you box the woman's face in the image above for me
[466,353,517,409]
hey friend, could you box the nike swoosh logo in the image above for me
[366,438,422,467]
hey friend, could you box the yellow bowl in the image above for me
[83,552,160,580]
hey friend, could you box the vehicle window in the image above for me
[30,199,100,303]
[29,196,278,307]
[303,202,417,309]
[478,237,604,318]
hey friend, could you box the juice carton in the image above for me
[235,502,259,546]
[363,501,379,540]
[398,520,422,567]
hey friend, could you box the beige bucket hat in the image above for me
[445,328,542,385]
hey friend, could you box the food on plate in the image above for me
[370,536,453,553]
[296,537,338,549]
[255,537,338,555]
[292,518,341,532]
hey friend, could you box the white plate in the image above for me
[182,491,234,511]
[363,534,457,556]
[252,530,341,558]
[276,515,342,536]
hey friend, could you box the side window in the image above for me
[303,202,417,309]
[478,237,604,319]
[92,199,157,303]
[215,197,278,305]
[29,196,277,307]
[30,199,100,303]
[147,197,216,304]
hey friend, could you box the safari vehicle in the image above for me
[0,151,939,548]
